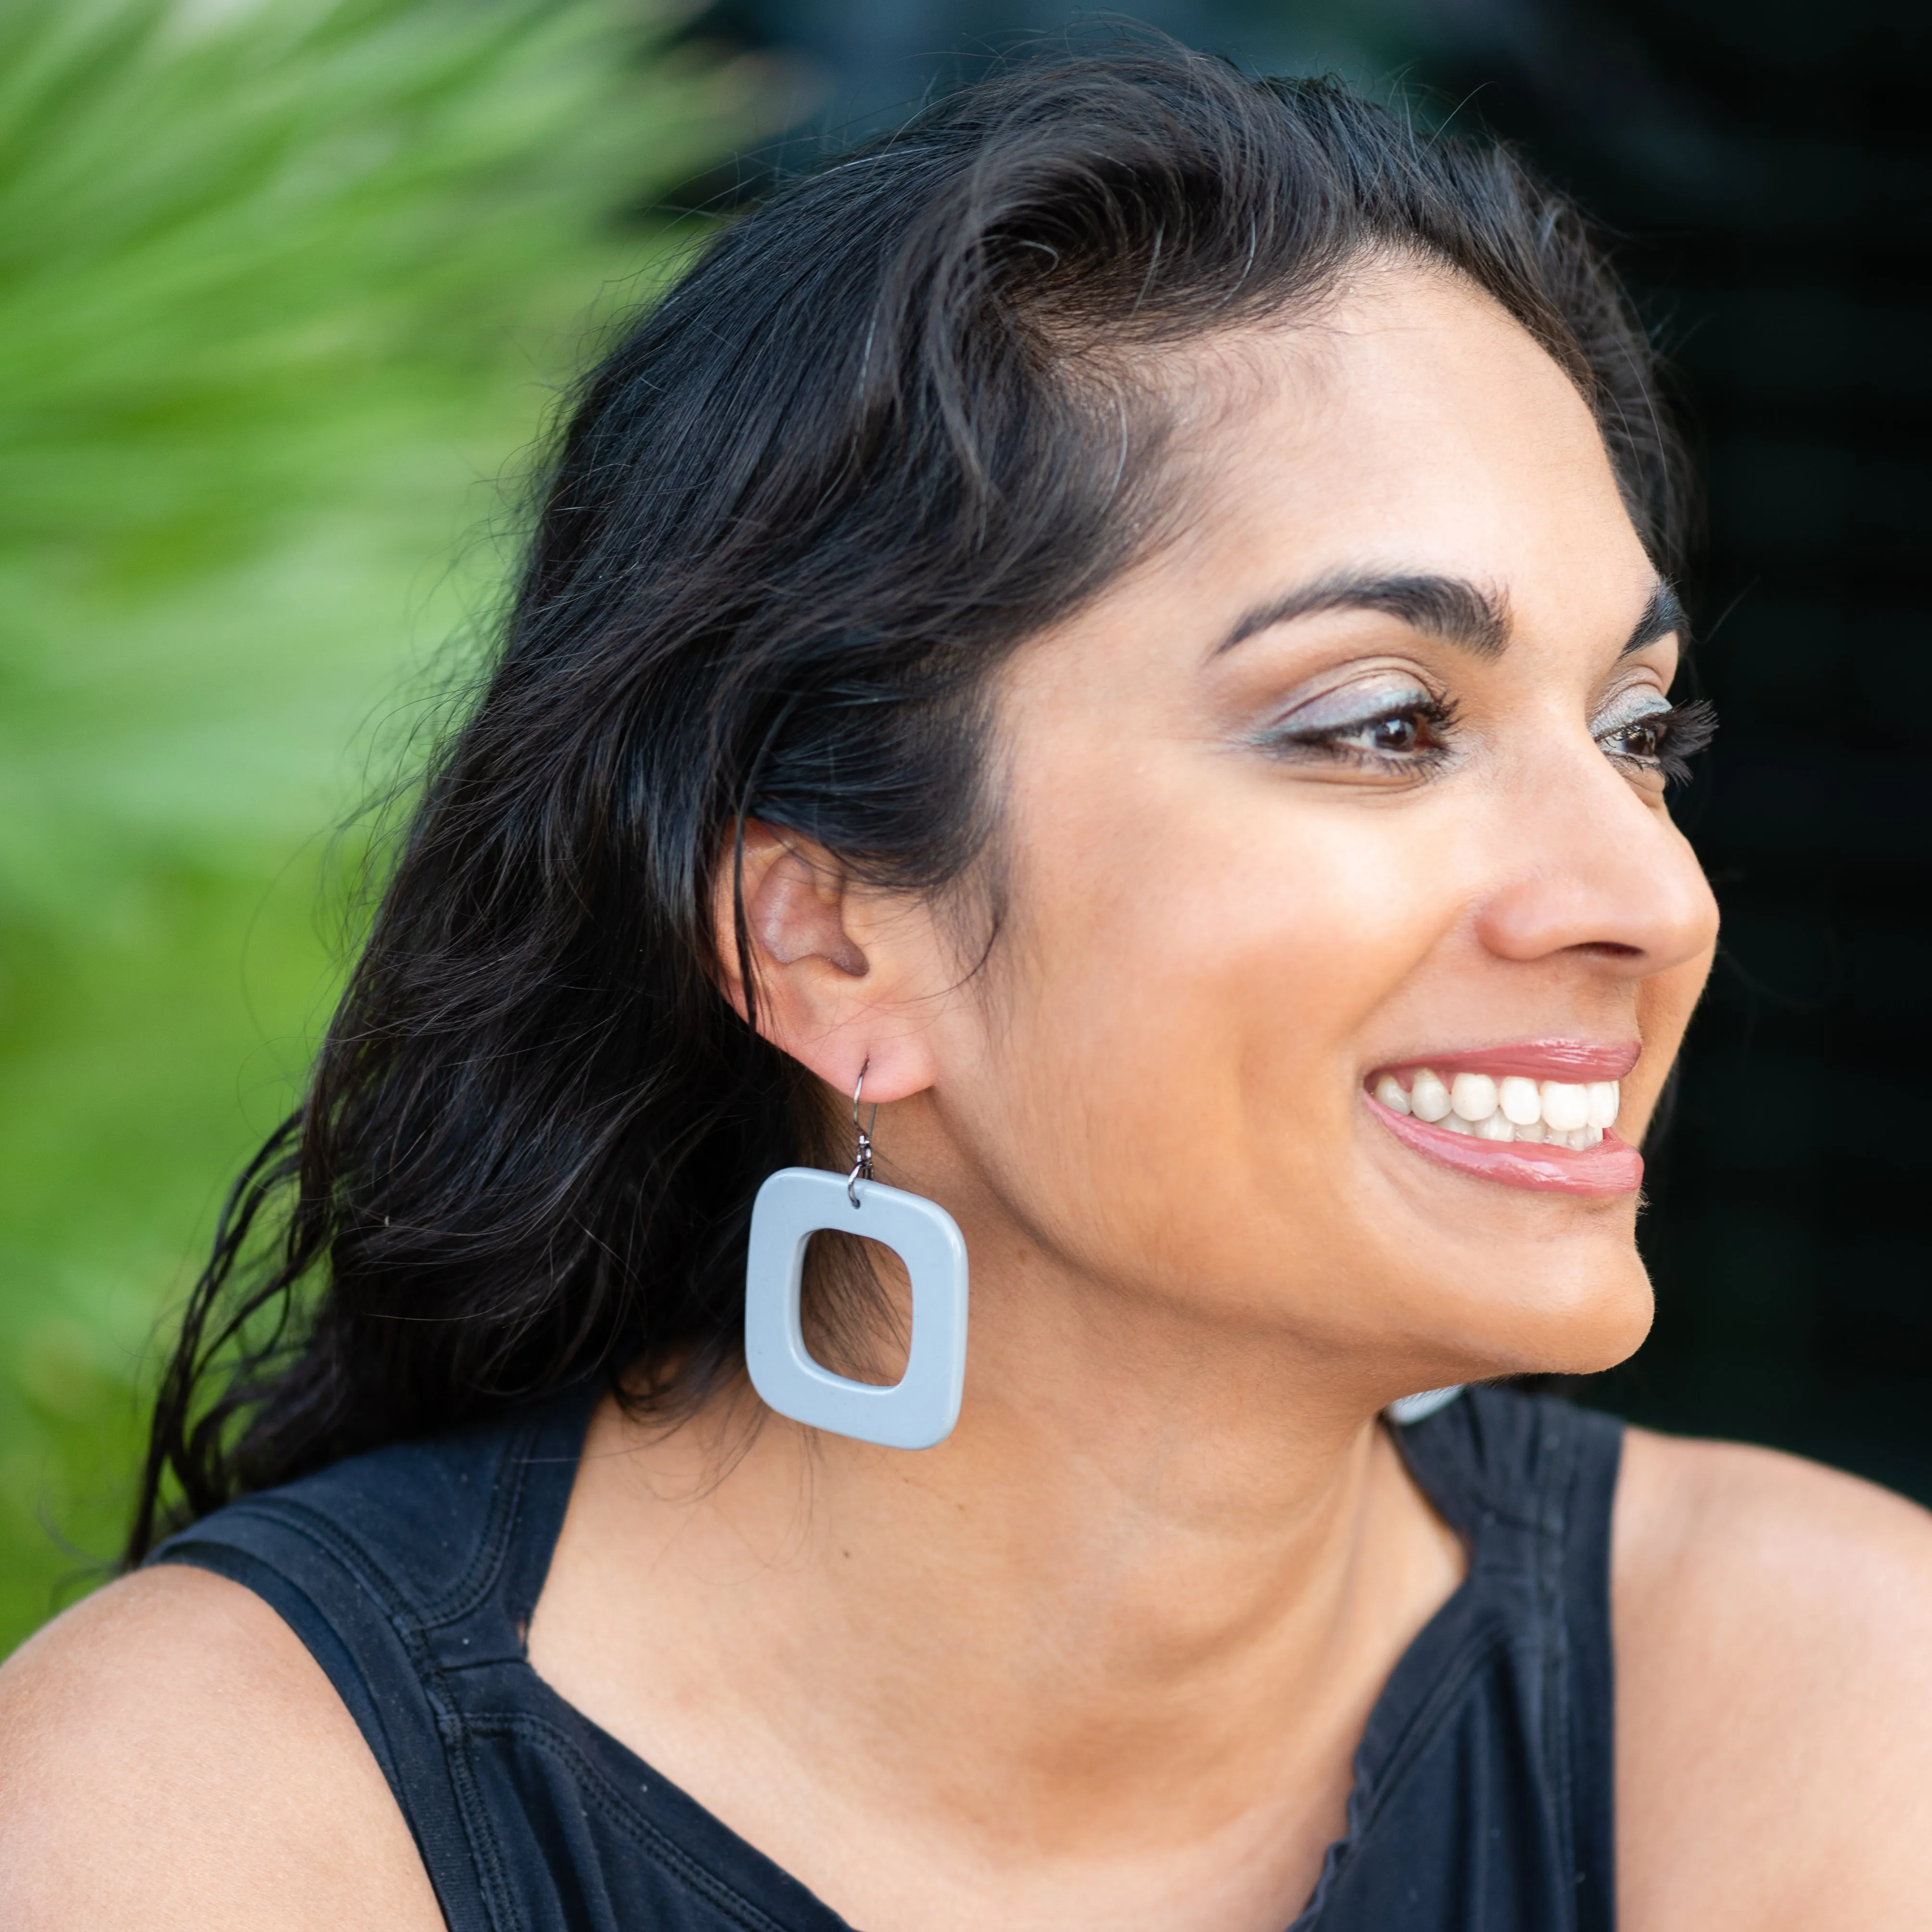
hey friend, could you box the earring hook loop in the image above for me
[847,1059,879,1208]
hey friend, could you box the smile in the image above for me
[1364,1046,1644,1196]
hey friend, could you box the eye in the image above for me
[1357,707,1446,756]
[1594,694,1718,785]
[1258,681,1459,775]
[1601,714,1665,760]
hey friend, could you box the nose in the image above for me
[1472,742,1719,978]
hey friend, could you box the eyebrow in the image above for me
[1215,572,1510,659]
[1622,578,1688,656]
[1212,571,1687,661]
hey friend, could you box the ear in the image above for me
[711,821,941,1106]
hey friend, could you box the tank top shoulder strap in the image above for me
[151,1380,1624,1932]
[1296,1384,1624,1932]
[1290,1391,1623,1932]
[1405,1380,1623,1857]
[1398,1382,1624,1551]
[149,1385,598,1931]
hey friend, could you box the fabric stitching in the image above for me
[418,1422,539,1627]
[462,1710,818,1932]
[441,1716,528,1932]
[212,1492,528,1929]
[1349,1623,1515,1845]
[253,1416,540,1630]
[1540,1406,1581,1932]
[1290,1620,1515,1927]
[1308,1391,1606,1931]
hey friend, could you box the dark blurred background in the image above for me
[3,0,1926,1644]
[674,0,1932,1489]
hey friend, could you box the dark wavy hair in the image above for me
[128,34,1684,1561]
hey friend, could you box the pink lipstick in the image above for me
[1364,1042,1643,1196]
[1371,1101,1641,1196]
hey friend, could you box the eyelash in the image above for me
[1262,694,1461,773]
[1263,693,1720,785]
[1597,696,1718,785]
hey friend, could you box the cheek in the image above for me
[1626,943,1716,1133]
[980,765,1462,1265]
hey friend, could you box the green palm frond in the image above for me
[0,0,760,1645]
[0,0,739,561]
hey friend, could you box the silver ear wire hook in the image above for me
[847,1059,879,1208]
[746,1075,969,1448]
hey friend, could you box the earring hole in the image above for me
[801,1229,912,1386]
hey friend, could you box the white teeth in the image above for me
[1498,1076,1541,1126]
[1374,1074,1411,1115]
[1375,1067,1621,1150]
[1409,1068,1452,1122]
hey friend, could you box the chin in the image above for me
[1402,1251,1656,1386]
[1505,1259,1655,1379]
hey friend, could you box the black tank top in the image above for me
[152,1383,1622,1932]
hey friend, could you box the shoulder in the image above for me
[1613,1426,1932,1930]
[0,1563,443,1931]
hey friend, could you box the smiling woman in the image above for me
[6,34,1932,1932]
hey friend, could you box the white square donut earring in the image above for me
[1385,1385,1464,1426]
[743,1062,969,1450]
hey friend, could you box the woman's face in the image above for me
[906,266,1718,1393]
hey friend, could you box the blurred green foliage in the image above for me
[0,0,757,1647]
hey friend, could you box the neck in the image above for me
[532,1219,1465,1898]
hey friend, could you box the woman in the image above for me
[5,39,1931,1932]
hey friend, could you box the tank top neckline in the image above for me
[155,1378,1620,1932]
[447,1381,1541,1931]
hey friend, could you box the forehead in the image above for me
[1156,266,1649,603]
[991,268,1665,750]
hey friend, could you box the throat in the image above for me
[526,1387,1464,1932]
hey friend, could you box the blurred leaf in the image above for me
[0,0,757,1644]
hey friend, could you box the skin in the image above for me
[8,266,1932,1929]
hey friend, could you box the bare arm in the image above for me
[0,1565,444,1931]
[1616,1427,1932,1932]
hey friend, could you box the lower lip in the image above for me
[1368,1096,1643,1197]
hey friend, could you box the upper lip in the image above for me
[1368,1038,1640,1083]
